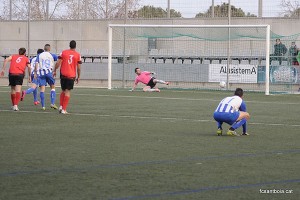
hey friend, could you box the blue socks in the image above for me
[26,88,56,107]
[217,121,223,129]
[26,87,38,103]
[33,88,38,102]
[26,87,36,94]
[40,92,45,107]
[242,122,247,133]
[50,89,56,105]
[231,118,247,130]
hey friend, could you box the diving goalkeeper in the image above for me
[131,67,169,92]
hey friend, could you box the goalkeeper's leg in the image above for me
[153,79,169,85]
[143,86,160,92]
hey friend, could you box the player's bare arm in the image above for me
[130,83,138,91]
[76,64,81,84]
[27,63,31,83]
[0,56,12,77]
[53,59,62,77]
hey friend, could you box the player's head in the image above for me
[234,88,244,98]
[37,49,44,54]
[135,67,141,75]
[18,48,26,55]
[44,44,51,51]
[69,40,76,49]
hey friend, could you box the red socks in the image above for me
[11,94,16,105]
[60,92,70,111]
[62,96,70,111]
[10,92,21,106]
[15,92,21,105]
[60,92,65,107]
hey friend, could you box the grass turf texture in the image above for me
[0,87,299,200]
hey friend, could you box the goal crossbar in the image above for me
[109,24,269,28]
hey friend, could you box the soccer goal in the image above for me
[107,24,295,95]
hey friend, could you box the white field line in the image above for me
[1,109,300,127]
[74,93,300,105]
[1,89,300,105]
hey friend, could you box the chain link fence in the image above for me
[0,0,299,20]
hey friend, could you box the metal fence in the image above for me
[0,0,299,20]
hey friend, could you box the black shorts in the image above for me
[146,77,156,88]
[9,73,24,86]
[60,75,75,90]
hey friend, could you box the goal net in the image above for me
[107,24,299,94]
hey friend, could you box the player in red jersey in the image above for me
[0,48,30,111]
[53,40,82,114]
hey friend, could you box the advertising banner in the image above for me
[209,64,258,83]
[257,65,299,83]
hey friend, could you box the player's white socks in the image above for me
[156,80,166,84]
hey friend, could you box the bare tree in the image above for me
[280,0,300,17]
[0,0,139,20]
[64,0,140,19]
[1,0,69,20]
[2,0,28,19]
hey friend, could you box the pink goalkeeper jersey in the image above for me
[134,71,152,84]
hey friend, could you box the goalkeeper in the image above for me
[131,67,169,92]
[213,88,250,136]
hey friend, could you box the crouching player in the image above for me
[213,88,250,136]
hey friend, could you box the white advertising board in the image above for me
[209,64,258,83]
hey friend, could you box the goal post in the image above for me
[108,24,275,94]
[266,24,270,95]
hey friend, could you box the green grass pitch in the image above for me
[0,87,299,200]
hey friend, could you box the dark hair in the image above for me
[69,40,76,49]
[134,67,140,73]
[234,88,244,97]
[37,49,44,54]
[276,38,281,42]
[44,44,51,51]
[18,48,26,55]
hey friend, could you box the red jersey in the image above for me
[59,49,81,78]
[9,55,29,74]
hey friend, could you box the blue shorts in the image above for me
[39,73,55,86]
[213,111,239,125]
[30,74,40,86]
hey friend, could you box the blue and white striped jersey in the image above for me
[30,57,40,75]
[215,95,245,113]
[35,52,58,76]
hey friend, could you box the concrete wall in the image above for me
[0,18,299,55]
